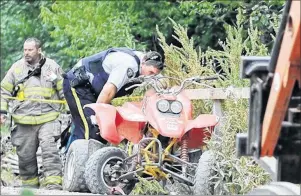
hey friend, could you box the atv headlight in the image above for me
[157,100,170,113]
[170,101,183,114]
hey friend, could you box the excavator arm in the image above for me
[237,0,301,185]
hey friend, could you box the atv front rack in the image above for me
[119,137,197,186]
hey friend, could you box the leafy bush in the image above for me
[0,1,56,78]
[156,8,279,195]
[40,1,135,60]
[116,6,279,194]
[130,177,168,195]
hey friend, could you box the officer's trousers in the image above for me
[62,77,106,147]
[11,120,62,187]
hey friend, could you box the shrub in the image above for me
[156,8,279,194]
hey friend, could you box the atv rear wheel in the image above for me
[63,139,89,192]
[247,182,300,195]
[193,150,214,195]
[84,147,134,194]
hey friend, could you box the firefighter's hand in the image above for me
[0,114,7,125]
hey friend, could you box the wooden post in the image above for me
[184,87,250,100]
[213,99,224,137]
[183,87,250,138]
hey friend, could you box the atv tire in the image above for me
[189,149,202,163]
[247,182,300,195]
[193,150,214,195]
[84,147,133,194]
[63,139,89,192]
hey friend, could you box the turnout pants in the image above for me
[11,120,62,187]
[62,76,106,147]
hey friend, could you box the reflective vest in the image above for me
[67,47,141,98]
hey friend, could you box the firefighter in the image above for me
[0,38,65,190]
[62,48,165,148]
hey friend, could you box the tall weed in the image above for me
[156,8,278,194]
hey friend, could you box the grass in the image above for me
[1,167,21,187]
[1,117,19,187]
[130,177,168,195]
[0,124,10,135]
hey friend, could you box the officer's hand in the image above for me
[0,114,7,125]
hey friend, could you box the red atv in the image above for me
[65,75,219,194]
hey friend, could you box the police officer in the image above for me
[62,48,165,147]
[0,38,64,190]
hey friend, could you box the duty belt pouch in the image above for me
[70,66,90,88]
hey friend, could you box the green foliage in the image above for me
[130,177,168,195]
[243,0,285,49]
[157,18,216,85]
[156,18,218,116]
[178,1,236,50]
[2,0,284,76]
[1,165,20,187]
[0,0,74,76]
[1,1,45,78]
[0,124,10,134]
[21,188,35,196]
[205,9,274,194]
[178,0,284,51]
[111,96,143,107]
[0,1,285,194]
[205,9,276,194]
[123,1,196,50]
[157,7,276,195]
[1,168,15,186]
[40,0,219,61]
[40,1,136,61]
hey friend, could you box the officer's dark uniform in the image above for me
[62,48,141,148]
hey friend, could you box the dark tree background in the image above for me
[0,0,284,79]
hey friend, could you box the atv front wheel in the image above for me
[189,149,202,163]
[63,139,90,192]
[84,147,134,194]
[193,150,214,195]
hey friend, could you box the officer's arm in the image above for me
[96,82,117,104]
[100,53,138,104]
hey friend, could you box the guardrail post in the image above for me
[213,99,224,137]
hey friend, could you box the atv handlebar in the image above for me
[126,75,218,95]
[175,76,217,95]
[126,75,163,92]
[128,76,144,84]
[193,75,219,82]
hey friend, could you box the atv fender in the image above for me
[185,114,219,148]
[116,102,146,122]
[84,103,124,145]
[115,102,146,144]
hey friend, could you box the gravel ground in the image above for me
[0,181,192,195]
[1,133,192,196]
[0,186,98,195]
